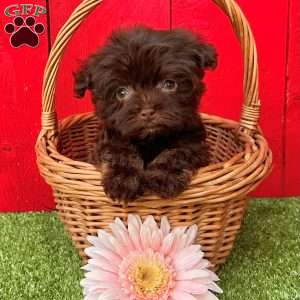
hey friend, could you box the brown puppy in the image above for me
[74,26,217,202]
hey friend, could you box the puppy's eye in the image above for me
[116,87,130,100]
[160,80,177,92]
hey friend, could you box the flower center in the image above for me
[129,257,170,299]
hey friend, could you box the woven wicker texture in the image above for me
[36,0,272,270]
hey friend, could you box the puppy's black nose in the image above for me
[140,108,155,119]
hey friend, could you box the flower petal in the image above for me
[208,282,223,293]
[174,250,204,271]
[144,215,158,233]
[175,245,202,259]
[97,229,111,239]
[84,247,100,259]
[173,226,187,236]
[207,270,220,281]
[98,289,123,300]
[193,259,211,270]
[111,219,134,252]
[82,264,96,272]
[160,216,171,236]
[128,221,142,251]
[84,293,101,300]
[86,236,105,249]
[81,278,99,288]
[170,290,198,300]
[96,230,115,251]
[85,269,119,282]
[87,235,114,252]
[81,278,119,290]
[109,235,132,257]
[169,235,187,257]
[176,269,210,280]
[140,223,152,250]
[86,257,119,273]
[151,230,162,251]
[195,291,219,300]
[80,278,107,293]
[192,277,217,285]
[85,247,122,264]
[161,232,175,255]
[185,225,198,246]
[128,214,142,230]
[175,280,208,294]
[115,217,127,231]
[109,223,126,243]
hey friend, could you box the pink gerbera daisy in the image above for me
[81,215,222,300]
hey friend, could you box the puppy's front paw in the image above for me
[145,168,191,199]
[103,169,143,202]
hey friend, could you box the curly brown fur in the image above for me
[74,25,217,202]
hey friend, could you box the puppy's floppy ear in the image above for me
[73,61,92,98]
[194,42,218,70]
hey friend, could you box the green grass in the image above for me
[0,213,83,300]
[0,199,299,300]
[219,198,300,300]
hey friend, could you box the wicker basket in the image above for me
[36,0,272,270]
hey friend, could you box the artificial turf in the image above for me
[0,199,299,300]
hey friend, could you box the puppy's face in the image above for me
[75,26,217,140]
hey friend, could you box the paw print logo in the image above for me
[4,16,45,48]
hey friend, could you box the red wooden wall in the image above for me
[0,0,299,212]
[0,0,51,211]
[285,0,300,195]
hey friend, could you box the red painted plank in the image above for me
[172,0,289,196]
[49,0,170,121]
[284,0,300,195]
[0,0,51,211]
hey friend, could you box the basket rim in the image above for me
[36,111,272,205]
[37,111,268,170]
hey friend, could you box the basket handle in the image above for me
[40,0,259,139]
